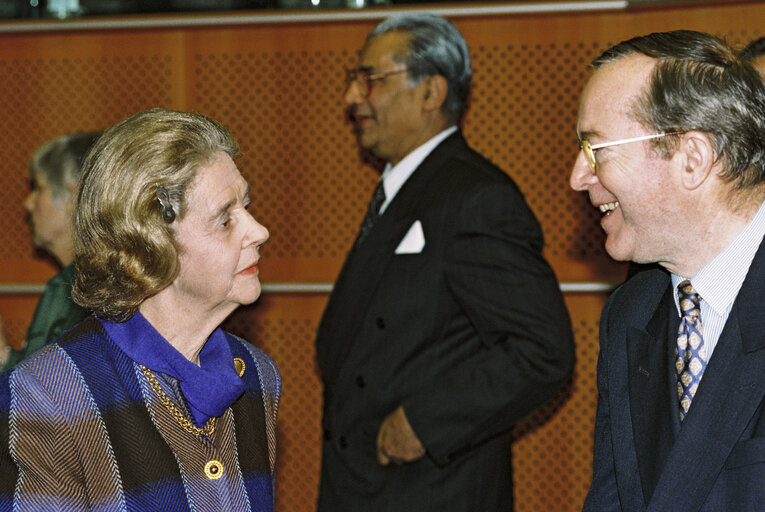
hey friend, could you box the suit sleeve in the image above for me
[583,298,621,511]
[402,181,575,465]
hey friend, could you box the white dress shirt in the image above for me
[377,126,458,214]
[671,199,765,360]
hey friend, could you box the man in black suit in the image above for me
[316,13,575,511]
[571,31,765,511]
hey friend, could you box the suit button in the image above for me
[356,375,366,388]
[339,436,347,449]
[324,430,332,441]
[376,317,385,329]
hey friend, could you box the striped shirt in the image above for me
[672,199,765,360]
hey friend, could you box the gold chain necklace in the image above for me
[140,364,216,439]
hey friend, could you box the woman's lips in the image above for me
[239,262,259,276]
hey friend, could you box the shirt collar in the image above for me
[672,199,765,315]
[379,126,458,214]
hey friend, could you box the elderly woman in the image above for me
[0,133,98,371]
[0,108,279,511]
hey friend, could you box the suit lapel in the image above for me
[627,285,677,504]
[317,133,466,378]
[647,236,765,511]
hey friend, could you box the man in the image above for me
[0,133,97,371]
[316,13,575,511]
[741,36,765,75]
[570,30,765,511]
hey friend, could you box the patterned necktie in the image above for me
[355,180,386,248]
[675,280,706,421]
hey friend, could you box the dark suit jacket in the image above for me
[584,236,765,511]
[316,132,575,512]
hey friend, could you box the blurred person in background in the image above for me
[0,132,98,371]
[0,108,279,511]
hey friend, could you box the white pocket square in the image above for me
[395,220,425,254]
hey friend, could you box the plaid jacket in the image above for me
[0,317,280,511]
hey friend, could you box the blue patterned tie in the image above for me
[355,180,385,248]
[675,280,706,421]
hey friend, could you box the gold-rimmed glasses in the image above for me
[345,67,408,97]
[579,132,684,174]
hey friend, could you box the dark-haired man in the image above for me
[571,30,765,511]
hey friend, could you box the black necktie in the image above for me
[355,180,385,248]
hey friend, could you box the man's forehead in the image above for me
[359,31,409,68]
[578,54,656,133]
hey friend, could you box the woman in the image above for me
[0,133,98,371]
[0,108,279,511]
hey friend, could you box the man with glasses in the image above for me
[316,12,574,512]
[571,30,765,511]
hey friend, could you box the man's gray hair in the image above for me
[370,13,472,123]
[593,30,765,190]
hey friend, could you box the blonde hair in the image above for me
[72,108,238,321]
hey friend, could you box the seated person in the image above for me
[0,132,99,371]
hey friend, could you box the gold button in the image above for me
[204,459,224,480]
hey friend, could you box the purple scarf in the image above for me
[100,312,245,428]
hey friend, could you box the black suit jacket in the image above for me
[316,132,575,512]
[584,235,765,511]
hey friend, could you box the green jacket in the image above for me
[2,263,89,372]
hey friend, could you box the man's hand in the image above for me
[376,405,426,465]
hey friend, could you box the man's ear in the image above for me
[678,131,715,190]
[422,75,448,112]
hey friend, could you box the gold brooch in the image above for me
[234,357,245,377]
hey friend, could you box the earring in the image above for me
[157,187,176,223]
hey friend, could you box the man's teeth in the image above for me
[599,201,620,213]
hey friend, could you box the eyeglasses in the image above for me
[578,132,683,174]
[345,67,408,97]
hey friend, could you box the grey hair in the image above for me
[369,13,472,123]
[593,30,765,190]
[29,132,101,202]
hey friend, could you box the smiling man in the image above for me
[315,12,574,512]
[570,31,765,511]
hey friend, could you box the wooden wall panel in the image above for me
[512,293,604,510]
[0,2,763,511]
